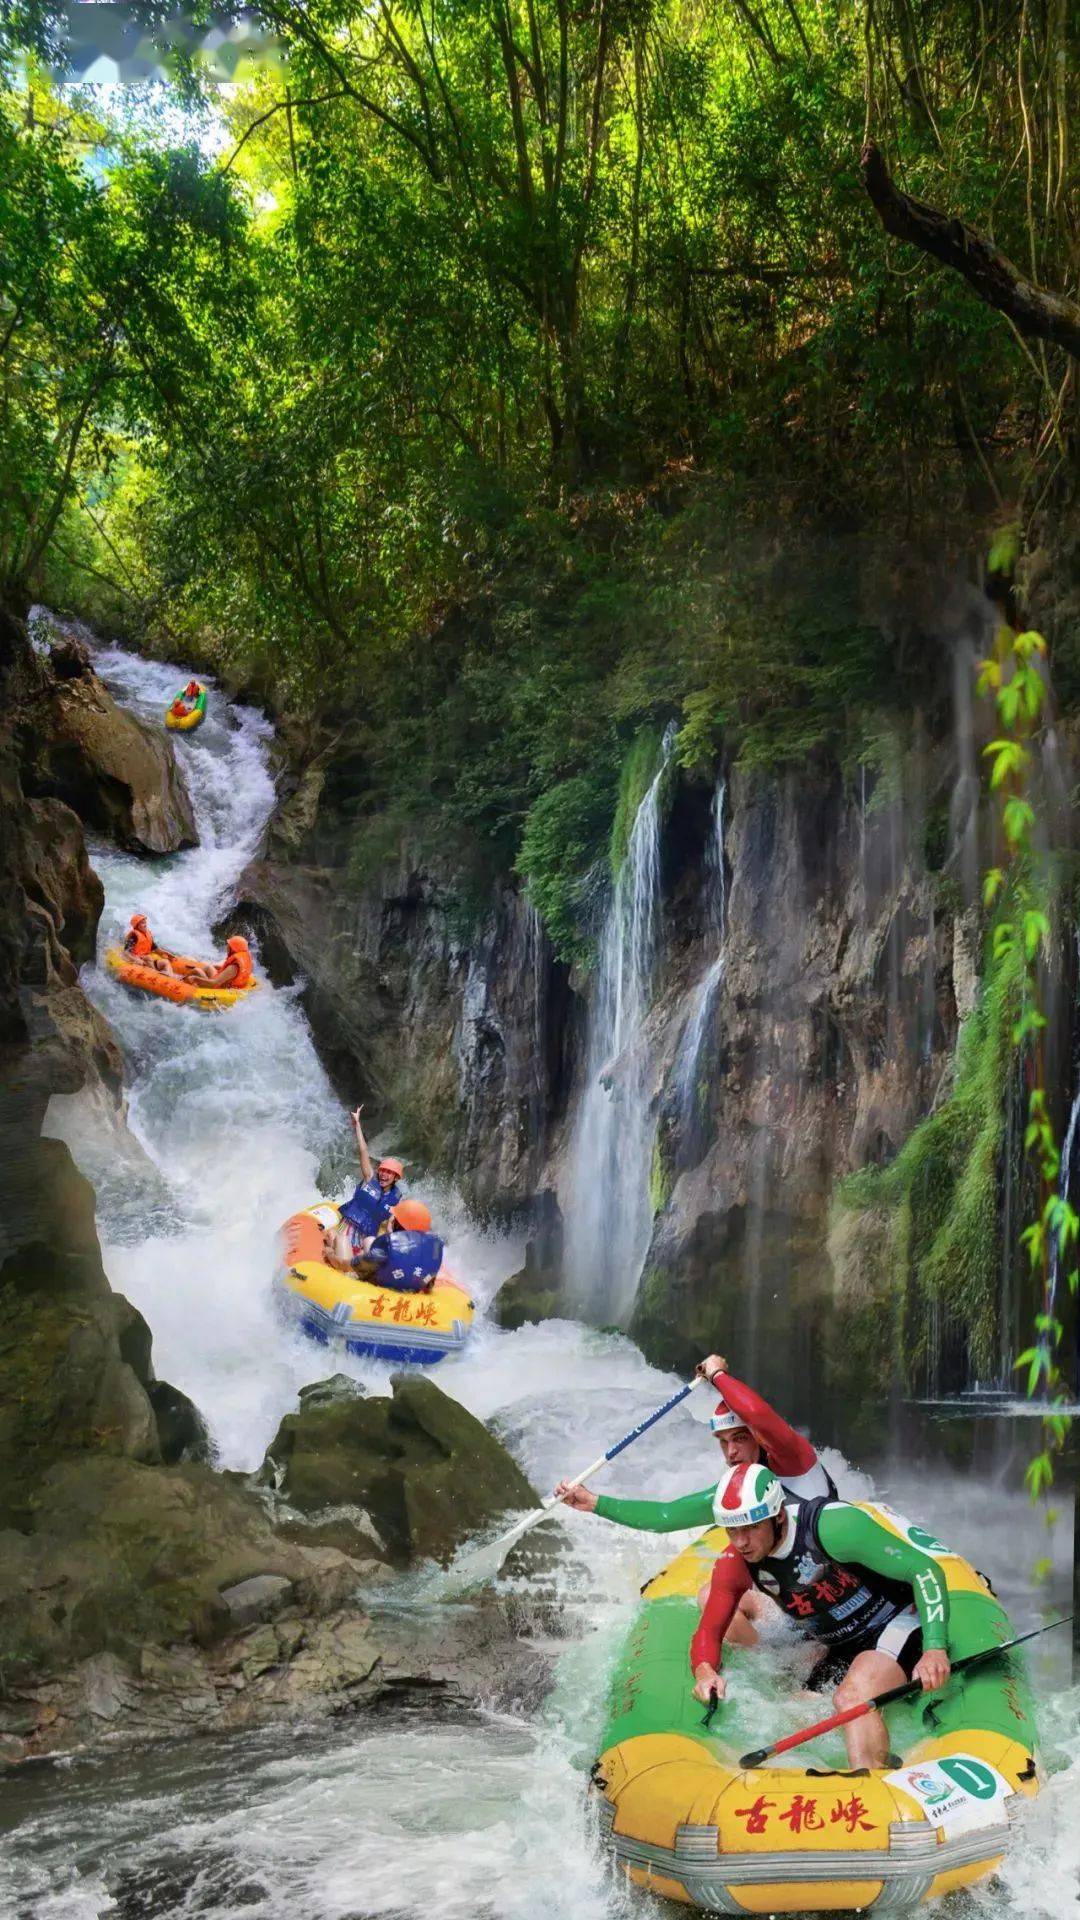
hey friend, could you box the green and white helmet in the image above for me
[713,1461,785,1529]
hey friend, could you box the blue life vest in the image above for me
[339,1174,400,1236]
[368,1227,445,1292]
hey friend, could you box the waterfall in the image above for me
[564,725,675,1323]
[672,779,727,1158]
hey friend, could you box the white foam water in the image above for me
[16,637,1073,1920]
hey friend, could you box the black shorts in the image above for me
[807,1611,923,1693]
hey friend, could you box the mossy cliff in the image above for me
[0,606,547,1762]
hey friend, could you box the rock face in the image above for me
[228,744,572,1218]
[0,608,414,1766]
[262,1373,538,1565]
[26,638,197,855]
[625,755,964,1397]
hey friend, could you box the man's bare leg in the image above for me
[834,1650,906,1768]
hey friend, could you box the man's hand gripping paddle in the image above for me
[736,1615,1073,1768]
[439,1375,704,1594]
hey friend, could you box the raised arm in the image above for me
[352,1107,374,1183]
[701,1352,820,1483]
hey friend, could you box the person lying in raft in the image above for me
[555,1353,835,1644]
[325,1198,445,1293]
[122,914,173,973]
[181,934,254,990]
[690,1462,953,1769]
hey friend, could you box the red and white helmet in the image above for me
[709,1399,749,1435]
[713,1461,784,1530]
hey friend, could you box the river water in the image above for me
[6,641,1078,1919]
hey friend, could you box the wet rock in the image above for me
[262,1374,537,1565]
[219,1573,295,1628]
[492,1192,564,1328]
[148,1380,214,1466]
[297,1372,366,1410]
[31,665,198,855]
[47,626,93,678]
[230,823,571,1217]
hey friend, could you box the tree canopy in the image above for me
[1,0,1075,948]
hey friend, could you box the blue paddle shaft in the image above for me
[604,1381,697,1460]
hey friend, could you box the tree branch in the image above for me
[861,141,1080,361]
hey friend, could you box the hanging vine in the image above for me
[977,566,1077,1570]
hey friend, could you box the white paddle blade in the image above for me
[430,1503,562,1598]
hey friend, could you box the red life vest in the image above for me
[125,926,153,957]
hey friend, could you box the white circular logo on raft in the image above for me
[867,1502,949,1554]
[884,1755,1012,1836]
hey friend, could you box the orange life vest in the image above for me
[224,948,253,989]
[125,926,154,957]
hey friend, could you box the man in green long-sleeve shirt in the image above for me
[690,1462,954,1767]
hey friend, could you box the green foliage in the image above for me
[610,730,663,879]
[1,2,1075,948]
[842,941,1023,1376]
[517,774,615,966]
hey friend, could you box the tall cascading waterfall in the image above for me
[564,726,675,1323]
[672,778,727,1165]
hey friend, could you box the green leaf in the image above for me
[1003,795,1036,846]
[1013,629,1047,660]
[983,739,1030,788]
[1021,909,1050,959]
[982,867,1004,908]
[1024,1452,1054,1498]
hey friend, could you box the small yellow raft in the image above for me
[165,683,207,731]
[275,1203,475,1364]
[593,1515,1040,1913]
[105,947,258,1009]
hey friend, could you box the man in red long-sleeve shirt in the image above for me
[555,1352,836,1645]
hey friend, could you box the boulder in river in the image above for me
[29,657,198,855]
[262,1373,537,1565]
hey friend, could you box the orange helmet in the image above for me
[391,1198,431,1232]
[130,913,148,928]
[226,935,249,954]
[378,1156,405,1180]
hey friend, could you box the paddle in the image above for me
[737,1615,1073,1769]
[701,1685,722,1730]
[439,1375,704,1592]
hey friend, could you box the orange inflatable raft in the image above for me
[105,946,258,1009]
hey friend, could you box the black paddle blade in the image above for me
[700,1686,721,1730]
[739,1746,769,1768]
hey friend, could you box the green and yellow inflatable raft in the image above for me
[593,1509,1039,1912]
[165,682,206,731]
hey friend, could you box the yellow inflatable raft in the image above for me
[105,947,258,1008]
[593,1517,1040,1912]
[276,1204,475,1364]
[165,683,207,731]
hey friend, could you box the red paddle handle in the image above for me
[768,1701,870,1756]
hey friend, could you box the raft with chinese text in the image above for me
[275,1203,474,1365]
[592,1511,1040,1912]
